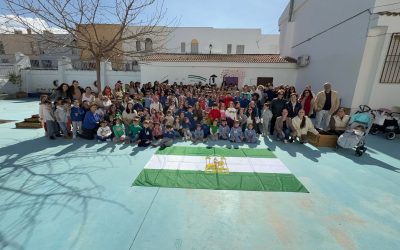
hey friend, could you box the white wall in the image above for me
[13,68,140,94]
[123,27,280,56]
[279,0,376,107]
[140,62,297,87]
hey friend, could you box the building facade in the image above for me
[279,0,400,109]
[0,31,79,69]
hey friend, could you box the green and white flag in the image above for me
[133,146,308,193]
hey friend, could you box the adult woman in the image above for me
[81,87,95,104]
[193,102,204,122]
[104,103,119,124]
[122,102,137,133]
[79,104,101,139]
[299,89,315,116]
[274,108,296,143]
[329,107,350,135]
[113,81,124,100]
[246,107,259,133]
[285,93,302,118]
[52,83,72,101]
[292,109,319,143]
[70,80,84,101]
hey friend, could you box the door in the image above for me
[257,77,273,86]
[223,77,238,88]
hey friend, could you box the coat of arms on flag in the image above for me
[133,146,308,193]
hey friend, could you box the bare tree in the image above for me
[3,0,175,91]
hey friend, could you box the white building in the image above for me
[123,27,280,57]
[279,0,400,109]
[140,54,297,87]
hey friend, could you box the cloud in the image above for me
[0,15,67,34]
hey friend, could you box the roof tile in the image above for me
[141,53,297,63]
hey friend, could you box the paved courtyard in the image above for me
[0,99,399,250]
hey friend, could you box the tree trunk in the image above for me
[95,58,101,95]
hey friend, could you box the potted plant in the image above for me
[8,71,27,98]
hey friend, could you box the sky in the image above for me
[159,0,289,34]
[0,0,289,34]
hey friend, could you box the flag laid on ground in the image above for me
[133,146,308,193]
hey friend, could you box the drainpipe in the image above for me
[288,0,295,22]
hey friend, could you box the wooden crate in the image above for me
[15,121,43,129]
[307,131,338,148]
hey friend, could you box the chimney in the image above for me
[27,28,32,34]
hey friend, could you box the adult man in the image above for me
[270,90,286,135]
[314,82,340,130]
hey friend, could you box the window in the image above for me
[380,33,400,83]
[145,38,153,51]
[236,45,245,54]
[42,60,53,68]
[1,58,9,63]
[132,60,140,71]
[191,39,199,54]
[181,42,186,53]
[30,60,40,68]
[0,41,5,54]
[136,40,142,51]
[227,44,232,54]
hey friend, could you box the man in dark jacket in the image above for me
[284,93,302,118]
[270,90,286,134]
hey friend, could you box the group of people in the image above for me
[38,79,351,149]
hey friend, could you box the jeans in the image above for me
[58,122,68,135]
[97,135,111,142]
[46,120,57,138]
[72,121,82,137]
[277,128,292,140]
[315,110,331,130]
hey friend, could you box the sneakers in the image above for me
[283,139,288,144]
[106,138,111,142]
[288,138,294,143]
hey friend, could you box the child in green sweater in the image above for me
[210,119,219,140]
[129,118,142,143]
[113,118,126,143]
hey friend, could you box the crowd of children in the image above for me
[39,80,342,148]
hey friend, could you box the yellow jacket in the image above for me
[314,90,340,115]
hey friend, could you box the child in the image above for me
[210,119,219,140]
[138,120,153,147]
[42,100,57,139]
[238,108,248,132]
[261,103,273,137]
[97,120,112,142]
[201,118,210,141]
[152,122,163,140]
[218,119,230,140]
[245,123,258,143]
[173,116,182,137]
[55,100,71,139]
[70,99,85,139]
[229,120,243,143]
[158,125,175,149]
[39,94,49,136]
[193,123,205,143]
[208,104,221,123]
[182,117,192,140]
[128,118,142,143]
[164,110,174,126]
[112,117,126,143]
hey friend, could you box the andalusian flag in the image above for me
[133,146,308,193]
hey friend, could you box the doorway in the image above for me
[257,77,273,86]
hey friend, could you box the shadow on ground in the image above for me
[0,137,133,249]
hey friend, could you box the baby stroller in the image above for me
[370,109,400,140]
[336,105,374,156]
